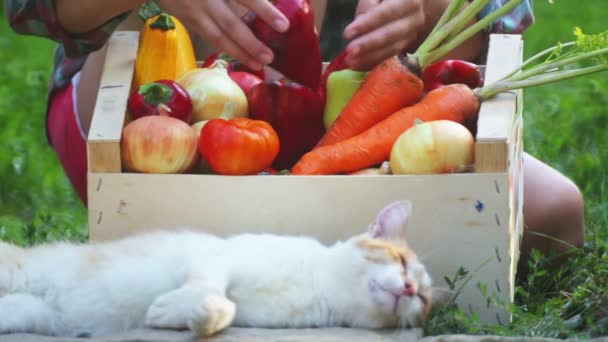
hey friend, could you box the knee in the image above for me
[549,179,585,247]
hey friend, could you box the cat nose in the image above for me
[403,281,417,297]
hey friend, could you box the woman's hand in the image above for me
[157,0,290,71]
[344,0,426,71]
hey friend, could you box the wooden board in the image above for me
[87,31,139,173]
[475,34,524,173]
[88,172,515,324]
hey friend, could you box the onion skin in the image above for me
[349,161,392,175]
[176,60,248,124]
[121,115,199,174]
[390,120,475,175]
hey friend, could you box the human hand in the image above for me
[156,0,290,71]
[343,0,426,71]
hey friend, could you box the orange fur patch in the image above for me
[356,238,415,264]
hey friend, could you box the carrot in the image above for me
[315,0,527,148]
[292,84,479,175]
[294,27,608,175]
[316,56,424,147]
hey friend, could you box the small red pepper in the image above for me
[248,0,323,89]
[247,79,325,170]
[127,80,193,123]
[422,60,483,92]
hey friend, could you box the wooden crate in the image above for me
[86,31,524,325]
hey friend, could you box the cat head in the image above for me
[335,200,447,328]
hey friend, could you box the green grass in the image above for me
[424,1,608,338]
[0,12,88,245]
[1,1,607,338]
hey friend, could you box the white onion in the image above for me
[390,120,475,175]
[177,60,248,123]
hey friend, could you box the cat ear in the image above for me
[367,200,413,239]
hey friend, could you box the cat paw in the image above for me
[188,295,236,337]
[145,292,193,329]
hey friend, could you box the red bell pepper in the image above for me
[248,0,322,89]
[422,60,483,92]
[248,80,325,170]
[127,80,193,123]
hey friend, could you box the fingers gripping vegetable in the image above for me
[199,118,280,175]
[248,80,325,170]
[248,0,323,89]
[177,60,249,123]
[134,5,197,89]
[127,80,193,123]
[314,0,527,148]
[422,60,483,92]
[293,28,608,175]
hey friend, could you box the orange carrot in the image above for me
[315,56,424,148]
[292,84,480,175]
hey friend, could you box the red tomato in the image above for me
[199,118,280,175]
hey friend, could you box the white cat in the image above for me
[0,200,441,338]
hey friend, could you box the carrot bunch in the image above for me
[314,0,527,149]
[292,28,608,175]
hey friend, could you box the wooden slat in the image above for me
[475,34,523,172]
[87,31,140,173]
[507,89,525,294]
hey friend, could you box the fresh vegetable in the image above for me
[318,50,349,102]
[127,80,193,123]
[201,52,266,79]
[229,71,264,94]
[390,120,475,174]
[121,114,199,174]
[314,0,527,148]
[248,80,325,169]
[349,162,392,176]
[248,0,323,89]
[293,28,608,175]
[199,118,280,175]
[422,60,483,92]
[323,69,367,129]
[315,56,424,147]
[133,5,197,89]
[201,52,265,93]
[292,84,478,175]
[176,60,249,124]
